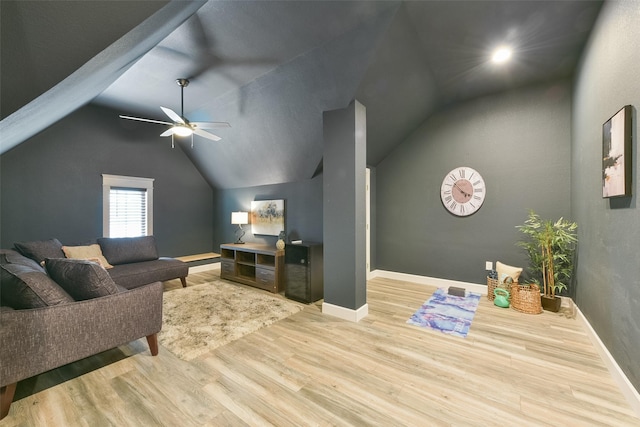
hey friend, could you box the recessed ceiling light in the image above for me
[492,46,512,64]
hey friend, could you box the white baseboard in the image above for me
[369,269,640,417]
[322,302,369,322]
[370,269,487,295]
[189,262,220,274]
[575,305,640,417]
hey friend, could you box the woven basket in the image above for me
[487,277,499,301]
[510,284,542,314]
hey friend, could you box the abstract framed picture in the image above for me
[602,105,632,198]
[250,199,285,236]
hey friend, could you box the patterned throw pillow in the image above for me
[45,258,120,301]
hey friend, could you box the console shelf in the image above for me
[220,243,284,293]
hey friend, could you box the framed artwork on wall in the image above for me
[251,199,285,236]
[602,105,632,198]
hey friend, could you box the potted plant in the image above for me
[516,211,578,312]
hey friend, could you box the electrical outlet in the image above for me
[485,261,493,270]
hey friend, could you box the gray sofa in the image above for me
[0,236,185,419]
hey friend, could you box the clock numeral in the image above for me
[443,190,452,195]
[469,171,475,180]
[473,180,482,186]
[444,195,452,203]
[449,174,457,182]
[459,169,465,179]
[459,204,466,214]
[449,201,457,210]
[469,202,476,209]
[474,195,482,201]
[474,188,483,193]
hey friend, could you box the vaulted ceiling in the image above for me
[1,0,602,189]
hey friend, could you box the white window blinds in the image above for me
[109,187,147,237]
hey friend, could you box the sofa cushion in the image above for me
[97,236,159,265]
[14,238,65,264]
[62,244,114,269]
[0,255,74,309]
[108,258,188,289]
[45,258,120,301]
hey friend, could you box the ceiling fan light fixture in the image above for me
[173,125,193,137]
[491,46,512,64]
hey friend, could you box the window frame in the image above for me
[102,174,154,238]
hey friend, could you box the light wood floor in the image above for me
[4,270,639,426]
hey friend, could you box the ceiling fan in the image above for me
[119,78,230,147]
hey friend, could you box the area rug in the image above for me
[407,288,481,338]
[159,278,304,360]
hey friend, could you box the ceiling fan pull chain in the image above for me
[171,134,175,149]
[191,134,194,149]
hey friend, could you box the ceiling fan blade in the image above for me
[160,106,185,124]
[160,128,175,137]
[193,127,221,141]
[191,121,231,129]
[119,115,173,126]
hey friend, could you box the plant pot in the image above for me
[541,295,561,312]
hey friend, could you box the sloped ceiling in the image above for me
[1,1,602,189]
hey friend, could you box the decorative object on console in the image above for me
[603,105,632,198]
[440,166,486,216]
[231,211,249,244]
[250,199,284,236]
[276,231,286,250]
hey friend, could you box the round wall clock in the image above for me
[440,166,486,216]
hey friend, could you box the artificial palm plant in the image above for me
[516,211,578,309]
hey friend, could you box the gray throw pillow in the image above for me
[0,260,74,309]
[45,258,120,301]
[14,238,65,264]
[1,249,46,272]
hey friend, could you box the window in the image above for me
[102,174,154,238]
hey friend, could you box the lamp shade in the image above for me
[231,211,249,225]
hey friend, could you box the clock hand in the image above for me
[453,182,472,198]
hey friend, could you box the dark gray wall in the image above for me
[572,0,640,391]
[376,81,572,284]
[0,103,214,257]
[323,101,367,310]
[212,176,323,250]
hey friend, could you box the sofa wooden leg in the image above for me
[180,277,187,288]
[146,333,159,356]
[1,382,17,420]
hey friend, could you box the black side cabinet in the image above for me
[284,243,323,303]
